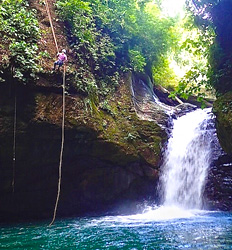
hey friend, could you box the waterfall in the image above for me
[129,75,222,216]
[160,108,215,209]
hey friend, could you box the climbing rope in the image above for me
[49,66,66,226]
[12,89,17,193]
[44,0,59,53]
[44,0,66,226]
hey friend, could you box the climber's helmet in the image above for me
[62,49,66,54]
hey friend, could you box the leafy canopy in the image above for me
[186,0,232,94]
[56,0,176,96]
[0,0,40,83]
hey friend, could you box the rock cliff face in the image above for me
[205,92,232,211]
[0,0,185,222]
[0,74,166,222]
[205,154,232,211]
[1,0,232,224]
[213,92,232,155]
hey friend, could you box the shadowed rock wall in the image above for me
[0,75,166,222]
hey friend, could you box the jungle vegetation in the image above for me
[0,0,40,83]
[186,0,232,94]
[0,0,231,100]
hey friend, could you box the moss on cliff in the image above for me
[0,72,166,221]
[32,74,165,166]
[0,0,168,222]
[213,92,232,155]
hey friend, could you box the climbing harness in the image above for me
[44,0,66,226]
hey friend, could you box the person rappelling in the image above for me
[53,49,67,70]
[44,0,67,225]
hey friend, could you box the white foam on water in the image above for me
[127,206,196,221]
[87,206,207,228]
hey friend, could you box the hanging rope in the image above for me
[44,0,59,53]
[12,87,17,193]
[49,65,66,226]
[43,0,66,226]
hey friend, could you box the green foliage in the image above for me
[0,0,39,42]
[74,68,98,95]
[38,51,51,59]
[186,0,232,94]
[129,49,146,72]
[152,56,178,88]
[168,13,215,102]
[9,41,40,82]
[124,132,139,142]
[0,0,40,83]
[56,0,176,96]
[169,66,211,108]
[99,100,115,116]
[56,0,120,96]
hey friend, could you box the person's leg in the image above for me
[57,60,63,70]
[53,61,58,70]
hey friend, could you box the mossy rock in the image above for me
[213,92,232,154]
[0,75,167,222]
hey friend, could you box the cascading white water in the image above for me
[160,108,214,209]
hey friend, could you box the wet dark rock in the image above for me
[153,86,180,106]
[202,113,232,211]
[130,73,171,129]
[0,77,164,222]
[213,92,232,155]
[205,154,232,211]
[130,73,197,129]
[173,103,197,117]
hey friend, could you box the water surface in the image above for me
[0,208,231,249]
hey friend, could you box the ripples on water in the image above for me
[0,208,231,250]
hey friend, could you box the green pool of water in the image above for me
[0,208,231,249]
